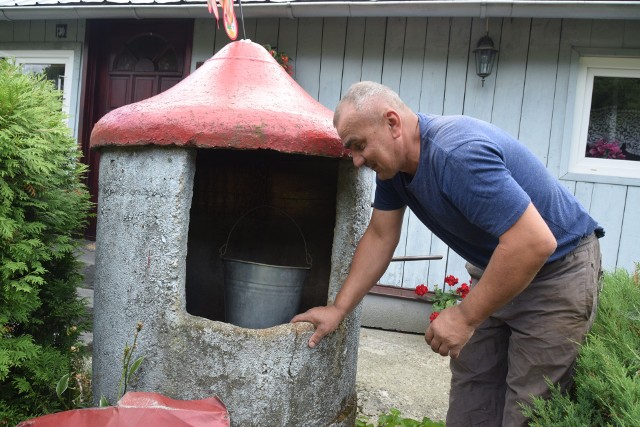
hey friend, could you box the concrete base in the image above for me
[93,148,372,427]
[361,287,433,335]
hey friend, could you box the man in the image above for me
[292,81,603,426]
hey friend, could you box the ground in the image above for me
[356,327,451,423]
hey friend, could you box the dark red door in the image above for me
[81,19,193,239]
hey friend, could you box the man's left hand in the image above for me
[424,305,475,358]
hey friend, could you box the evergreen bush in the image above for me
[523,265,640,426]
[0,59,91,424]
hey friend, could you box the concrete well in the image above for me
[90,40,372,426]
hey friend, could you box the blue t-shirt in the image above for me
[374,113,599,269]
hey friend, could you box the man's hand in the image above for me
[291,208,404,349]
[291,305,346,348]
[424,305,476,358]
[424,203,557,359]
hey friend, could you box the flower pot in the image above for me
[361,285,435,334]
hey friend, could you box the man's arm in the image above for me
[291,207,405,347]
[425,202,557,358]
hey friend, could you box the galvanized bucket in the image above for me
[220,207,312,329]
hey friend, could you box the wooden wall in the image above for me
[2,16,638,289]
[191,16,640,289]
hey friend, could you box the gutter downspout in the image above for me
[131,7,142,20]
[286,2,294,20]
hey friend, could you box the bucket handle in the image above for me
[219,205,312,267]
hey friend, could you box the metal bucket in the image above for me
[222,259,309,329]
[220,206,312,329]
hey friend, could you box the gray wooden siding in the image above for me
[2,16,637,289]
[0,19,85,138]
[192,16,640,288]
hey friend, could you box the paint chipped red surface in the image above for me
[90,40,347,158]
[17,392,229,427]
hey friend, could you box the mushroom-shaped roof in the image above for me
[90,39,347,158]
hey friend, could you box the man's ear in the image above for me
[385,110,402,138]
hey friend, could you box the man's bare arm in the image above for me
[291,207,405,347]
[425,202,557,357]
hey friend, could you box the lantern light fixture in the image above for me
[473,21,499,87]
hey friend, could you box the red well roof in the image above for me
[90,39,347,158]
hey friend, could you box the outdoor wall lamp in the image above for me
[473,27,499,87]
[55,24,67,39]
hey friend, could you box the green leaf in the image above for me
[355,416,375,427]
[444,299,457,309]
[128,355,145,379]
[99,395,110,407]
[56,373,69,398]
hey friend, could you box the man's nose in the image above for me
[352,152,365,168]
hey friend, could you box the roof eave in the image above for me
[2,1,640,21]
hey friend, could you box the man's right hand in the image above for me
[291,305,346,348]
[291,209,404,349]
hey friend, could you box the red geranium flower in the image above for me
[419,276,471,322]
[415,284,428,296]
[444,275,459,287]
[456,283,470,299]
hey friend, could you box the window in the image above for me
[565,55,640,182]
[113,34,180,73]
[586,75,640,161]
[0,50,75,122]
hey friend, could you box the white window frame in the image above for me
[563,52,640,184]
[0,49,75,121]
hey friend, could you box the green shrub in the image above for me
[0,59,92,424]
[522,265,640,426]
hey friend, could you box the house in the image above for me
[1,0,639,289]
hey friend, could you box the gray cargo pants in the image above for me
[446,233,602,427]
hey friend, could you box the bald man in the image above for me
[292,81,603,426]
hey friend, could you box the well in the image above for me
[89,40,372,426]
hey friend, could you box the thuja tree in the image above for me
[523,266,640,425]
[0,59,91,424]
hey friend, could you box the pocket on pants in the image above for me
[560,241,599,324]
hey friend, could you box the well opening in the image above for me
[185,149,338,324]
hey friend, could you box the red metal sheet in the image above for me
[90,40,347,159]
[17,392,230,427]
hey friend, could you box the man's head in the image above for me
[333,81,405,129]
[334,82,412,180]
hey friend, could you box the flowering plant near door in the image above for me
[415,275,470,321]
[263,44,294,76]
